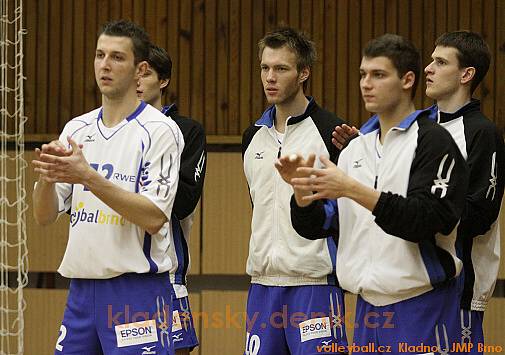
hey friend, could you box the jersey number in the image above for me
[55,324,67,351]
[245,332,260,355]
[83,163,114,191]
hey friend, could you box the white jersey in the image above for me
[55,102,184,279]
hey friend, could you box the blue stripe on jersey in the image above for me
[161,104,176,116]
[427,104,438,122]
[143,232,159,273]
[67,121,93,144]
[396,110,424,129]
[126,101,147,121]
[96,101,148,140]
[418,241,446,287]
[323,199,338,230]
[360,110,427,134]
[96,101,147,122]
[171,215,189,285]
[135,142,145,193]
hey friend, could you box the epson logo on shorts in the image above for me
[115,319,158,348]
[172,310,183,332]
[299,317,331,343]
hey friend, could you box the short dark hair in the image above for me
[258,27,316,90]
[363,34,421,98]
[147,45,172,94]
[99,20,150,65]
[435,31,490,94]
[147,45,172,80]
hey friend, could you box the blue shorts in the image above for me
[171,293,199,351]
[352,279,461,354]
[460,309,484,354]
[245,284,348,355]
[55,272,175,355]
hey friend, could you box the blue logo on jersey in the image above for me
[70,202,126,227]
[84,163,136,191]
[139,161,152,188]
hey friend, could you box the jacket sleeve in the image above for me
[290,197,339,240]
[373,124,469,243]
[172,122,207,220]
[458,123,505,238]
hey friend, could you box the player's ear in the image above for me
[136,61,148,79]
[461,66,475,85]
[401,70,416,91]
[160,78,170,91]
[299,67,310,84]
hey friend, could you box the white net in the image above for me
[0,0,28,353]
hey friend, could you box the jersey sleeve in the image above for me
[373,124,469,242]
[290,197,338,239]
[139,124,183,220]
[459,122,505,238]
[172,121,207,220]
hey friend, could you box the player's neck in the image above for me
[148,96,163,111]
[436,88,471,113]
[274,91,308,133]
[101,91,141,127]
[377,99,416,144]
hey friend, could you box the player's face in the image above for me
[359,56,407,114]
[94,34,139,99]
[425,46,464,101]
[137,65,163,106]
[260,46,306,105]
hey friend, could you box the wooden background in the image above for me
[17,0,505,353]
[25,0,505,137]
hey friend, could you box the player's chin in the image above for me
[363,102,379,113]
[425,87,439,100]
[265,94,283,105]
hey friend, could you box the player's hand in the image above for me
[292,156,353,201]
[275,153,316,185]
[33,136,92,184]
[34,139,72,160]
[332,124,359,150]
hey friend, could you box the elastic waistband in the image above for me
[470,299,487,312]
[251,275,332,286]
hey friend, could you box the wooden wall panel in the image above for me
[34,0,49,133]
[344,293,358,344]
[23,0,504,134]
[204,0,217,133]
[202,153,251,274]
[188,292,201,355]
[239,0,253,134]
[24,289,68,355]
[191,0,205,125]
[200,291,248,355]
[25,151,69,272]
[188,201,202,275]
[483,298,505,351]
[496,0,505,130]
[499,198,505,279]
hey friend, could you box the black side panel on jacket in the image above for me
[310,106,346,164]
[167,113,207,220]
[242,125,262,160]
[373,115,469,242]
